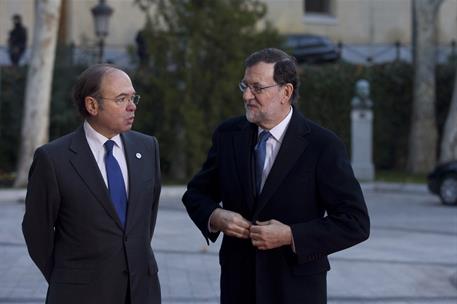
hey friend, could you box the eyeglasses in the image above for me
[97,94,141,105]
[239,81,280,95]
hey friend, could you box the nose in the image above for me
[242,87,255,101]
[126,100,136,111]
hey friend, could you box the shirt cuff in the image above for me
[290,231,296,253]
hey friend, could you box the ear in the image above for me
[281,83,294,104]
[85,96,99,116]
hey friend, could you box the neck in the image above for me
[259,106,292,130]
[86,119,116,139]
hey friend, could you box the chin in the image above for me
[245,110,255,122]
[246,111,261,124]
[121,126,132,133]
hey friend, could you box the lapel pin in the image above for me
[136,153,142,159]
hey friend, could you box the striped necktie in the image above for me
[255,131,271,194]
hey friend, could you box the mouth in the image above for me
[127,116,135,124]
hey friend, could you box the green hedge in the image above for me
[0,67,26,174]
[0,64,84,176]
[299,61,454,171]
[0,61,454,182]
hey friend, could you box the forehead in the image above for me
[244,62,275,83]
[100,69,134,95]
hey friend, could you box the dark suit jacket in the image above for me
[182,109,370,304]
[22,126,161,304]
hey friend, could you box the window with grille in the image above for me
[304,0,332,15]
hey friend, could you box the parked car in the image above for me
[427,161,457,205]
[284,34,340,64]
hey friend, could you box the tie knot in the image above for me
[255,131,271,150]
[258,131,271,143]
[104,140,115,153]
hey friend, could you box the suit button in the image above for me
[124,236,128,243]
[122,270,129,275]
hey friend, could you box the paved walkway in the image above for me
[0,184,456,304]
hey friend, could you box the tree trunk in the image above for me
[439,69,457,163]
[407,0,443,173]
[14,0,62,187]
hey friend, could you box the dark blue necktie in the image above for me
[104,140,127,227]
[255,131,271,194]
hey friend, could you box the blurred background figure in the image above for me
[7,14,27,66]
[135,29,148,66]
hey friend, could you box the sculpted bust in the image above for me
[351,79,373,110]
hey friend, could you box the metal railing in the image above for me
[337,40,456,64]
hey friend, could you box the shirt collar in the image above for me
[258,106,293,143]
[83,120,123,149]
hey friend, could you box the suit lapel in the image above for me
[233,121,257,213]
[69,126,124,229]
[121,132,144,232]
[253,110,310,218]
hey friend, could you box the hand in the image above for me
[250,219,292,250]
[210,208,251,239]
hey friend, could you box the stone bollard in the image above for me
[351,79,375,181]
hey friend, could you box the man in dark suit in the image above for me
[182,48,370,304]
[8,14,27,66]
[23,64,161,304]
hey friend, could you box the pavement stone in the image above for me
[0,184,456,304]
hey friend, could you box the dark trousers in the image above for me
[125,285,131,304]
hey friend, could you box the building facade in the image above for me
[0,0,456,65]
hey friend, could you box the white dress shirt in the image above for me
[83,121,129,195]
[257,106,293,192]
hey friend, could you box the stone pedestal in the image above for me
[351,109,375,181]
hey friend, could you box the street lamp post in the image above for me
[91,0,113,63]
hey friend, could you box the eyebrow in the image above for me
[115,92,136,98]
[242,80,262,86]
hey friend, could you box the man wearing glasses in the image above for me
[182,48,370,304]
[23,64,161,304]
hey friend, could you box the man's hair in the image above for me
[244,48,299,104]
[72,64,120,117]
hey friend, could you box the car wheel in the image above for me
[439,174,457,205]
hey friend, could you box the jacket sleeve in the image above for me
[182,129,222,244]
[290,136,370,263]
[22,147,61,282]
